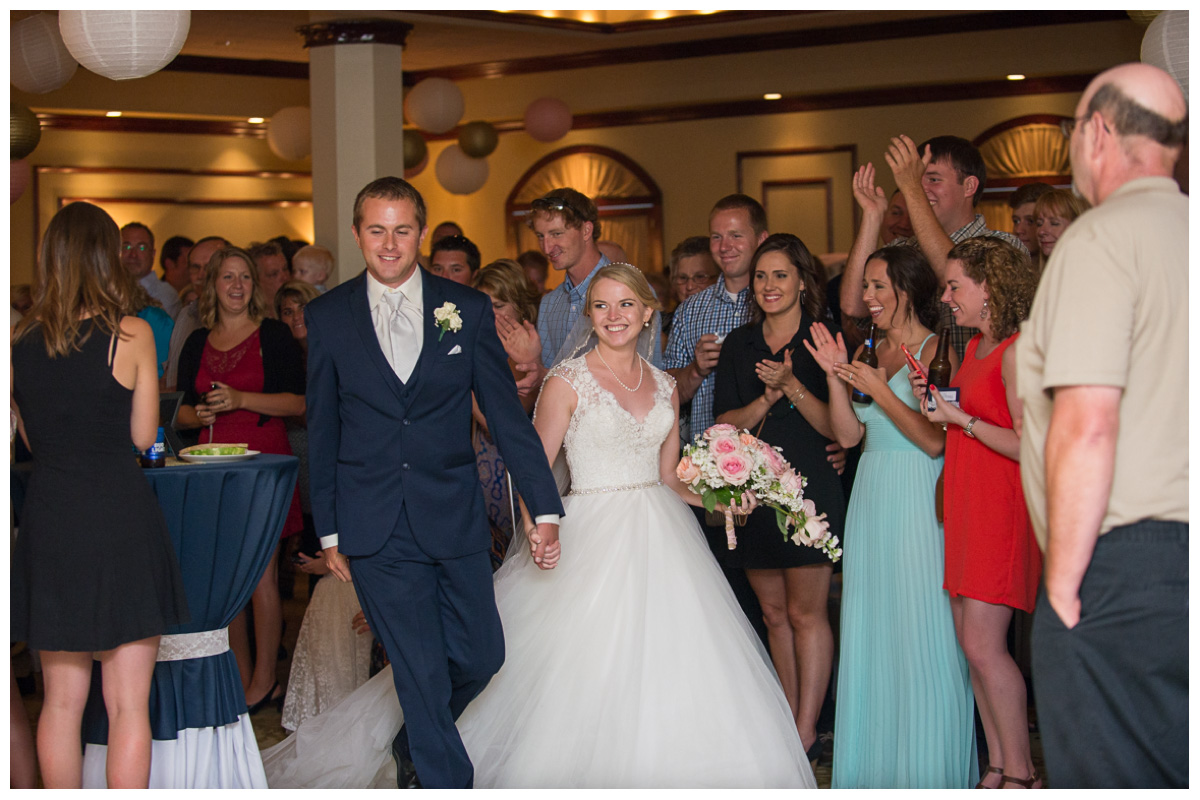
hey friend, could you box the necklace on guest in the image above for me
[595,347,644,392]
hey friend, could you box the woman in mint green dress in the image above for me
[806,246,976,788]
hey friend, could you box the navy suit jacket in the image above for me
[305,269,564,560]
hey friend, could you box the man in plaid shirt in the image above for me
[840,135,1027,360]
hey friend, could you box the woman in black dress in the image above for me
[11,202,189,788]
[713,233,845,764]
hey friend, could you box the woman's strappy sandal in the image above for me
[975,765,1003,788]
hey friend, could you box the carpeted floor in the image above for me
[18,567,1046,789]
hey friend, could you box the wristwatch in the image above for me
[964,417,980,439]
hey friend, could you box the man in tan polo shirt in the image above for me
[1016,62,1187,788]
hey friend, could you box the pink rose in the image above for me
[676,456,700,484]
[803,513,830,543]
[790,520,815,547]
[704,423,738,441]
[711,436,739,455]
[716,452,752,485]
[778,469,801,496]
[758,443,787,476]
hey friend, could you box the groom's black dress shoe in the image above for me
[391,732,422,789]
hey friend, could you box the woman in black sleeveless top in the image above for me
[11,202,188,788]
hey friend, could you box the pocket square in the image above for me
[447,344,463,355]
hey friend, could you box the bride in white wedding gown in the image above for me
[262,265,816,789]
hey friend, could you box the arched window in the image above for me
[973,114,1072,233]
[506,146,664,282]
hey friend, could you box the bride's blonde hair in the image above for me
[583,263,662,316]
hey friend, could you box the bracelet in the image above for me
[964,416,980,439]
[788,387,807,408]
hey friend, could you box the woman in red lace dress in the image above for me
[177,246,305,715]
[911,237,1043,789]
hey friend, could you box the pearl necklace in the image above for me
[595,348,644,392]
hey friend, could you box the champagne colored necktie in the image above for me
[383,291,419,382]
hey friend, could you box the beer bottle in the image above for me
[851,324,878,404]
[925,325,953,406]
[141,427,166,468]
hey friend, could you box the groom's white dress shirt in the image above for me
[320,268,557,552]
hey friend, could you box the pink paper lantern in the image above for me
[524,97,572,143]
[11,159,31,204]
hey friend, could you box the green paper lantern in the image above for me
[403,132,428,170]
[458,121,498,159]
[11,102,41,160]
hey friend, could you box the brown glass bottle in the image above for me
[851,324,878,404]
[925,325,953,403]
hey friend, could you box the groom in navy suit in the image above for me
[305,177,564,789]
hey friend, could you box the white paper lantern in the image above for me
[267,107,312,161]
[404,78,464,135]
[11,13,78,94]
[435,145,488,195]
[1142,10,1189,101]
[59,10,189,81]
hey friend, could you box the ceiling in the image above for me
[12,10,1128,78]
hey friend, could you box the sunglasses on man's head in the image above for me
[531,196,577,216]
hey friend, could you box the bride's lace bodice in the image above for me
[540,356,675,494]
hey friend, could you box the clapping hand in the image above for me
[803,322,848,378]
[852,163,890,216]
[755,349,795,391]
[885,134,930,196]
[496,313,542,366]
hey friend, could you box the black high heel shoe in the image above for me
[246,681,284,715]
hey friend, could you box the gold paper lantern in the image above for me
[11,102,41,160]
[404,132,428,170]
[458,121,499,158]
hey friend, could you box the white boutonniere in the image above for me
[433,302,463,341]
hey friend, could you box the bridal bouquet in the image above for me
[677,423,841,562]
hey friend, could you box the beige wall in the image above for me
[10,18,1142,288]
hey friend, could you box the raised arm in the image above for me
[841,163,890,319]
[885,135,955,282]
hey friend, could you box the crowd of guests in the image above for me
[10,62,1186,790]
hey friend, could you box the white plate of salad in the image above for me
[178,443,260,464]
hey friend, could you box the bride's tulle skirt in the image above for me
[263,485,815,789]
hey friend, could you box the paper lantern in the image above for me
[524,97,572,143]
[59,11,189,81]
[267,106,312,161]
[435,145,488,195]
[404,78,464,135]
[11,103,41,160]
[458,121,498,158]
[1142,10,1189,101]
[403,131,428,170]
[404,149,428,180]
[11,13,78,94]
[11,159,31,204]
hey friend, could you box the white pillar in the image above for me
[301,20,412,286]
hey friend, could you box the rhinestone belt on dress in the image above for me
[568,479,663,496]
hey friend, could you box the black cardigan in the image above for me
[177,317,305,427]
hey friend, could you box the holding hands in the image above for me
[528,522,561,570]
[884,134,930,195]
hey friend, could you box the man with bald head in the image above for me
[1017,63,1187,788]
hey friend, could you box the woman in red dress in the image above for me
[177,246,305,715]
[911,237,1043,789]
